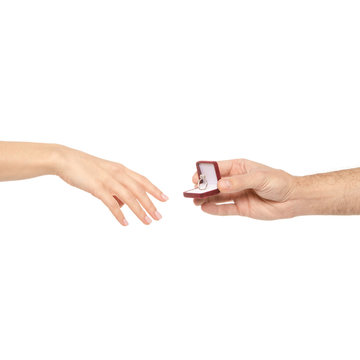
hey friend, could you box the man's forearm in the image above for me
[0,142,62,181]
[291,168,360,216]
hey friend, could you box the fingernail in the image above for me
[220,180,231,189]
[144,216,152,224]
[122,219,129,226]
[154,210,162,220]
[160,193,169,201]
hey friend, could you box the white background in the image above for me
[1,1,360,359]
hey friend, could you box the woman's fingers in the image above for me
[58,148,168,225]
[102,195,128,226]
[116,187,152,225]
[129,171,169,202]
[114,195,124,208]
[124,180,162,221]
[103,173,166,225]
[201,202,239,216]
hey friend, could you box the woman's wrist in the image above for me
[48,144,68,177]
[0,142,67,181]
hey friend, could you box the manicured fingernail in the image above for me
[160,193,169,201]
[122,219,129,226]
[220,180,231,189]
[154,210,162,220]
[144,216,152,224]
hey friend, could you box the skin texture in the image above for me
[0,142,168,226]
[192,159,360,219]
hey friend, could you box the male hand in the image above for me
[192,159,296,220]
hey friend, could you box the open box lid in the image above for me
[183,161,221,198]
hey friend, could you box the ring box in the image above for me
[183,161,221,198]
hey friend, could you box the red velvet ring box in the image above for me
[183,161,221,198]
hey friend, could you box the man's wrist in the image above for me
[289,173,348,216]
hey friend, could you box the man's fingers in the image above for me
[201,202,239,216]
[193,193,235,206]
[192,161,234,184]
[216,159,270,176]
[218,172,265,194]
[216,160,237,177]
[192,159,266,184]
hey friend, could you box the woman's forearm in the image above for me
[0,142,61,181]
[0,141,168,225]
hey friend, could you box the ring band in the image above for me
[198,174,208,190]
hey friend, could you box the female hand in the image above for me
[57,146,168,226]
[192,159,296,220]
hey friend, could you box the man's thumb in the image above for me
[218,172,264,193]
